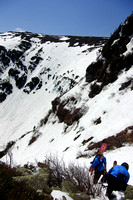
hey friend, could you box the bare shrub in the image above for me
[45,155,104,198]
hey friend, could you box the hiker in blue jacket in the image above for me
[106,162,130,199]
[91,152,107,184]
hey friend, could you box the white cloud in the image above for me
[15,27,26,32]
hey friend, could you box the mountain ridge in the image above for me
[0,31,108,102]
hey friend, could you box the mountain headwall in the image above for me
[86,13,133,98]
[0,30,107,161]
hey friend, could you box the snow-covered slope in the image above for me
[0,32,107,157]
[0,14,133,188]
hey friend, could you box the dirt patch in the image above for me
[86,126,133,152]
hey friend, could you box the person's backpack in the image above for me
[117,173,127,191]
[117,173,127,183]
[89,155,99,172]
[90,154,99,164]
[91,155,105,168]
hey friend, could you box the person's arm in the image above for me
[104,157,107,172]
[126,173,130,184]
[91,158,98,175]
[107,167,113,175]
[92,157,99,169]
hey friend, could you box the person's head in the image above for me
[113,160,117,166]
[121,162,129,171]
[98,152,103,160]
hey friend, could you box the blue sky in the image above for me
[0,0,133,37]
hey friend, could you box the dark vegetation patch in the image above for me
[28,135,39,146]
[54,77,76,94]
[0,81,13,102]
[8,68,20,77]
[40,110,52,126]
[52,97,83,125]
[36,80,43,90]
[18,40,32,51]
[19,130,32,140]
[119,78,133,91]
[40,34,61,44]
[89,83,102,98]
[19,31,40,40]
[93,117,102,125]
[67,36,108,47]
[0,35,30,101]
[8,49,23,62]
[86,126,133,153]
[39,34,108,47]
[16,60,27,72]
[86,13,133,98]
[63,147,69,152]
[23,77,41,93]
[0,141,15,159]
[0,45,6,52]
[74,134,81,141]
[29,55,43,72]
[0,162,48,200]
[82,137,94,146]
[0,157,96,199]
[125,185,133,200]
[0,45,10,69]
[15,74,27,89]
[9,68,27,89]
[0,92,7,102]
[0,80,12,94]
